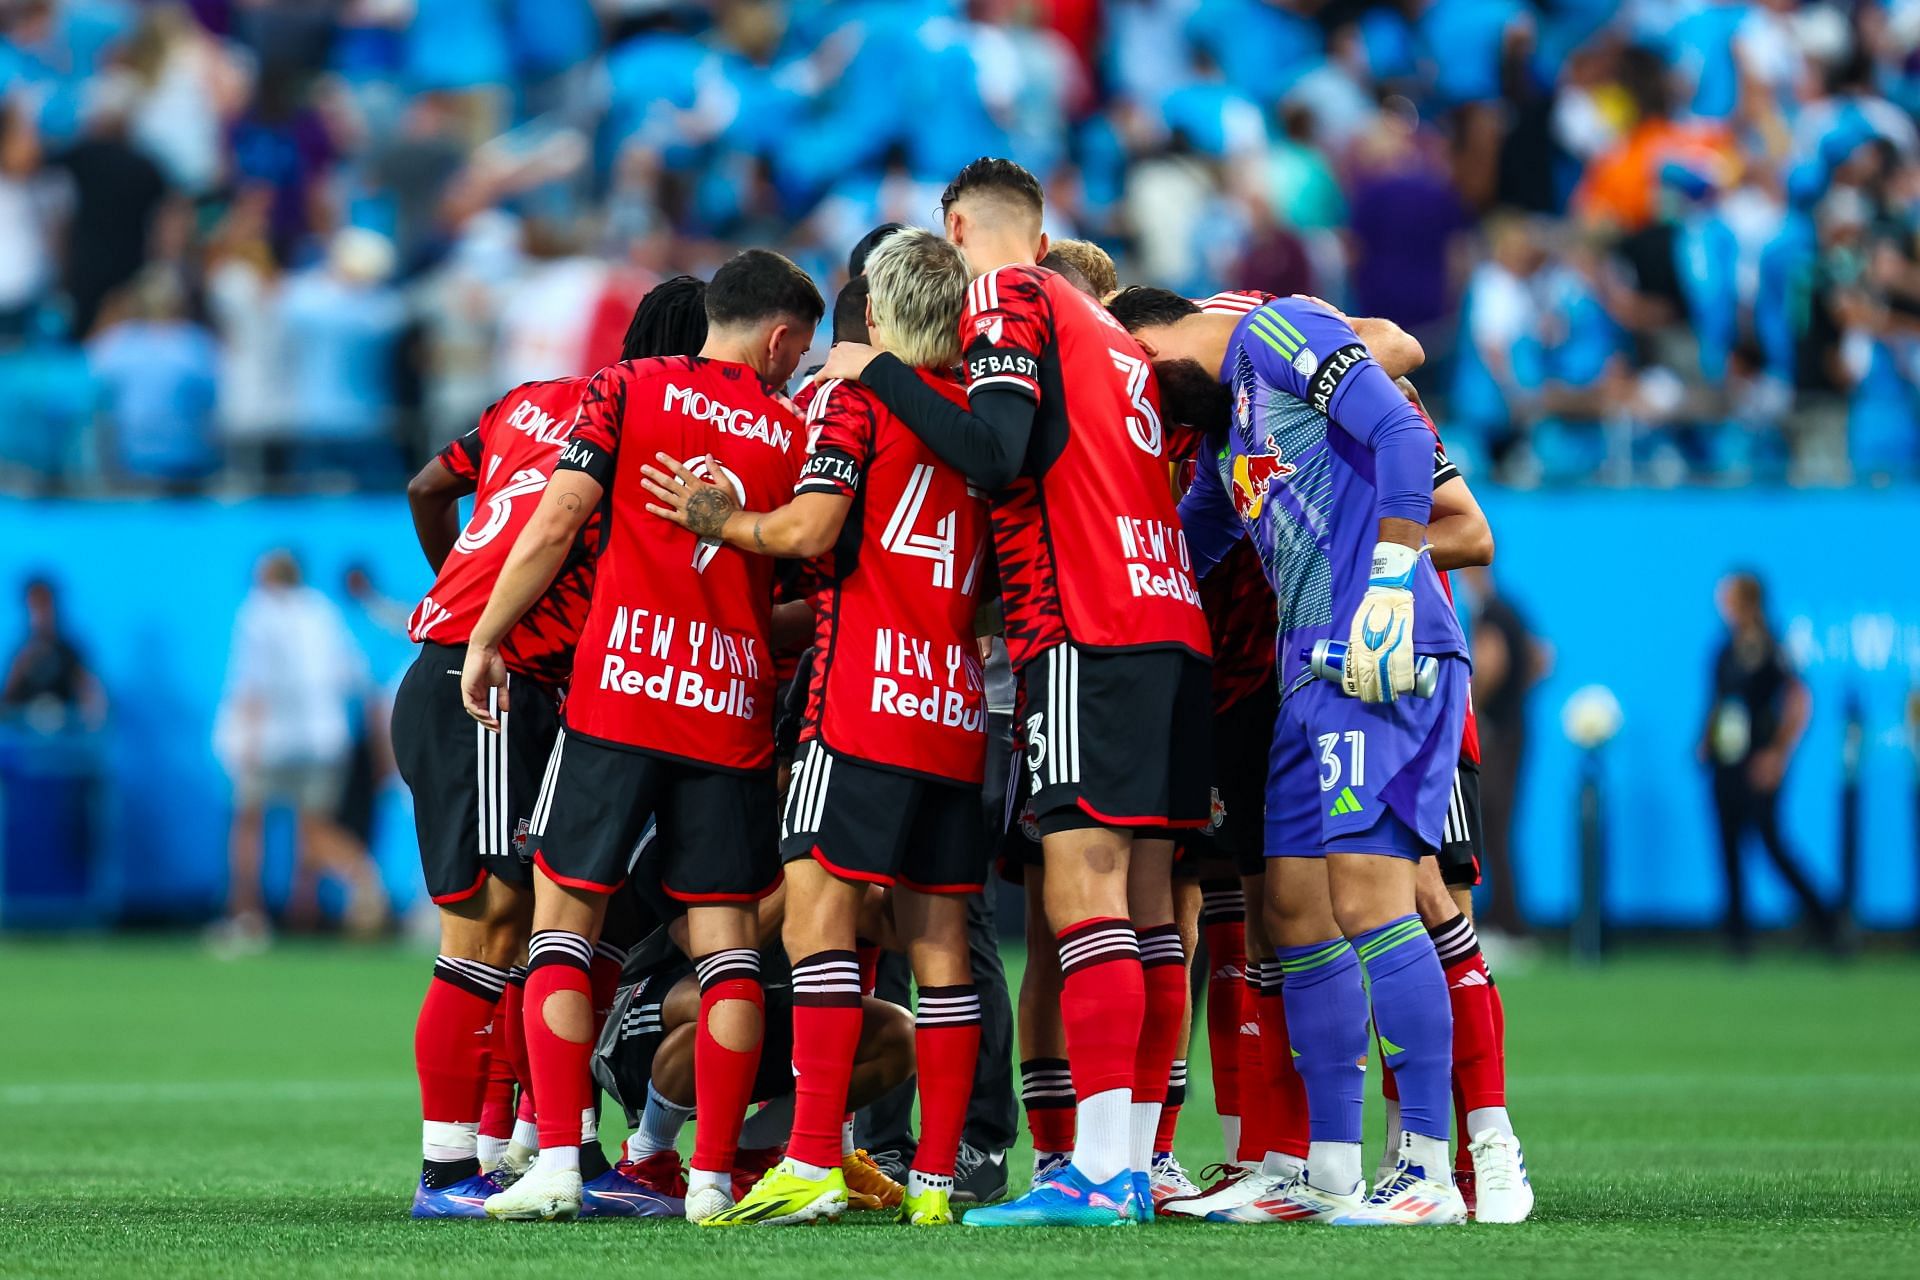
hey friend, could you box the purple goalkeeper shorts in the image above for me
[1264,656,1468,860]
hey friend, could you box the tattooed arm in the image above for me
[461,469,602,726]
[641,452,854,559]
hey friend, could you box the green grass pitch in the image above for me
[3,939,1917,1278]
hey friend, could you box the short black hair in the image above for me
[705,248,825,331]
[939,156,1044,219]
[622,275,709,361]
[1106,286,1200,331]
[832,276,871,345]
[848,223,910,279]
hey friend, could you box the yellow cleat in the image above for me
[842,1149,904,1211]
[899,1184,954,1226]
[697,1160,848,1228]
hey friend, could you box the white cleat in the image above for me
[483,1166,582,1221]
[1205,1171,1364,1223]
[1330,1161,1466,1227]
[1160,1162,1259,1218]
[483,1145,534,1191]
[1467,1129,1533,1224]
[1149,1152,1201,1208]
[683,1183,735,1224]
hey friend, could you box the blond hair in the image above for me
[864,228,970,369]
[1043,238,1118,299]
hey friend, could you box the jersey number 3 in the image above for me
[456,467,549,553]
[1109,349,1163,457]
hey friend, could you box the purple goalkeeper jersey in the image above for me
[1177,298,1467,693]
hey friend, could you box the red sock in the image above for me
[691,949,766,1176]
[1020,1057,1076,1152]
[1431,916,1503,1114]
[415,958,507,1142]
[1256,959,1309,1160]
[517,1087,537,1126]
[1201,907,1246,1128]
[478,975,524,1143]
[1234,964,1269,1165]
[1057,919,1144,1100]
[523,933,595,1152]
[913,986,982,1177]
[855,938,882,995]
[787,951,863,1170]
[1155,1059,1186,1153]
[1134,925,1187,1110]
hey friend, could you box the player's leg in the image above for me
[894,886,978,1224]
[1127,836,1186,1216]
[1197,879,1246,1161]
[1015,863,1075,1178]
[1147,873,1202,1206]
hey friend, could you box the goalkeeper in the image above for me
[1106,288,1471,1228]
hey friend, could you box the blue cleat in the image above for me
[411,1171,503,1219]
[580,1162,687,1218]
[962,1164,1138,1228]
[1131,1171,1155,1223]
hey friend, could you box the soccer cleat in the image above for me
[898,1183,955,1226]
[482,1165,582,1221]
[1149,1151,1201,1207]
[699,1160,848,1227]
[683,1182,735,1224]
[1160,1162,1255,1218]
[410,1171,502,1219]
[961,1163,1138,1228]
[952,1141,1009,1205]
[1456,1167,1477,1218]
[622,1150,689,1199]
[731,1145,785,1200]
[1031,1149,1071,1184]
[1467,1129,1532,1224]
[1130,1171,1155,1223]
[580,1161,685,1218]
[865,1146,911,1184]
[1205,1171,1364,1223]
[1329,1160,1467,1227]
[841,1149,904,1210]
[483,1143,533,1191]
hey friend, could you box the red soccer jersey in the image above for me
[960,264,1210,670]
[408,377,596,687]
[1419,407,1483,766]
[556,356,805,772]
[796,373,990,784]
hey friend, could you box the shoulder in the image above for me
[965,263,1053,316]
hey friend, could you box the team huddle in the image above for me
[394,156,1532,1231]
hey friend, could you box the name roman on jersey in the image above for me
[967,351,1038,384]
[1115,516,1203,606]
[868,627,985,732]
[665,383,793,450]
[1307,343,1371,417]
[596,604,761,722]
[505,396,572,446]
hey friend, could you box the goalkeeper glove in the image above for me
[1344,541,1423,703]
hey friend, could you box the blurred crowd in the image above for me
[0,0,1916,494]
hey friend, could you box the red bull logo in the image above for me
[1231,449,1295,520]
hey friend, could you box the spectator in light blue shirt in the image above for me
[86,267,220,488]
[278,229,407,485]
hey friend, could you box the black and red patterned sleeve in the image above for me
[960,265,1050,403]
[555,365,625,486]
[794,377,875,498]
[436,426,483,482]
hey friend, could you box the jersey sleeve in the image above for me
[794,377,874,498]
[555,365,625,486]
[1175,450,1247,579]
[960,266,1050,403]
[435,426,483,483]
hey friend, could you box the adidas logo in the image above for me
[1239,1021,1261,1037]
[1328,786,1363,817]
[1452,970,1490,988]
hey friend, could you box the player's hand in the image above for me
[812,341,879,385]
[461,643,509,730]
[641,452,737,538]
[1344,542,1422,703]
[1292,293,1348,321]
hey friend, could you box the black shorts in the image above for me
[593,966,795,1124]
[528,729,779,902]
[391,643,560,905]
[1181,683,1278,879]
[781,740,988,893]
[1019,643,1212,836]
[1437,759,1484,888]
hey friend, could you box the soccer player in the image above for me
[642,229,991,1228]
[1040,238,1118,299]
[814,157,1213,1227]
[461,249,823,1223]
[1114,287,1471,1226]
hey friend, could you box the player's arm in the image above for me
[1429,475,1493,571]
[1174,449,1246,578]
[461,470,602,727]
[1291,295,1424,378]
[640,454,855,558]
[815,346,1035,490]
[407,428,482,571]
